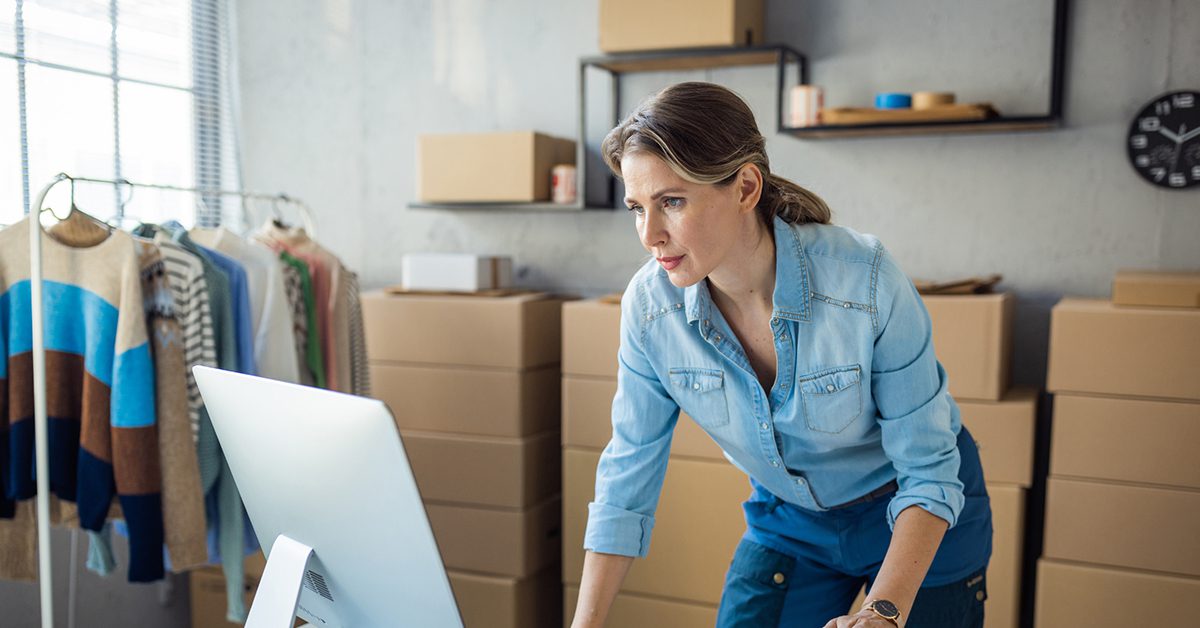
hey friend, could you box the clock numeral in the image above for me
[1192,166,1200,180]
[1136,155,1151,167]
[1131,134,1148,149]
[1150,167,1166,182]
[1174,93,1196,108]
[1156,102,1172,116]
[1169,172,1186,187]
[1139,116,1161,132]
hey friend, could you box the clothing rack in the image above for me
[25,172,317,628]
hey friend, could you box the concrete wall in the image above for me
[236,0,1199,390]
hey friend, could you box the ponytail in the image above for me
[758,173,832,226]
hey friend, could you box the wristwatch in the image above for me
[862,599,902,627]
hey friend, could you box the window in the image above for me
[0,0,240,228]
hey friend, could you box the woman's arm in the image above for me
[859,505,948,626]
[571,551,636,628]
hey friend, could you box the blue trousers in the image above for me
[717,427,992,628]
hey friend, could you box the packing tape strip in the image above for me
[912,92,956,110]
[874,93,912,109]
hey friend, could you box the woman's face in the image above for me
[621,151,750,288]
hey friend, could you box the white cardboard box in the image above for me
[401,253,513,292]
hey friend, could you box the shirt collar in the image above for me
[684,215,812,325]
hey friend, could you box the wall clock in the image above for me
[1127,90,1200,189]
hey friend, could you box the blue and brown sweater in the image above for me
[0,218,164,581]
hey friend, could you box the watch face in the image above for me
[1127,90,1200,190]
[873,600,900,618]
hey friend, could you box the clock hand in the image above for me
[1179,126,1200,143]
[1158,127,1182,143]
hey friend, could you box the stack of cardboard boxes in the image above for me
[917,293,1036,628]
[363,291,568,628]
[560,299,747,626]
[1037,271,1200,627]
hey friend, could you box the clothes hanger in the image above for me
[106,179,145,232]
[48,176,114,247]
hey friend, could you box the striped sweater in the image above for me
[0,218,164,581]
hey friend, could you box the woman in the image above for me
[571,82,992,628]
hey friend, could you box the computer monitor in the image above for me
[193,366,463,627]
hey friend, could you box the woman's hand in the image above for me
[821,610,899,628]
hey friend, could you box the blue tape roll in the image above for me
[875,93,912,109]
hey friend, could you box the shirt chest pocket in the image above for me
[798,365,863,434]
[669,367,731,429]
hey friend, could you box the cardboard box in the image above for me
[402,253,513,292]
[958,389,1038,487]
[1036,559,1200,627]
[448,568,561,628]
[564,585,717,627]
[599,0,764,53]
[923,293,1014,401]
[986,484,1025,628]
[426,497,561,578]
[851,484,1024,628]
[1043,478,1200,576]
[563,448,747,604]
[417,131,575,203]
[190,567,261,628]
[562,300,622,378]
[562,376,726,461]
[1051,394,1200,489]
[1046,298,1200,401]
[1112,270,1200,308]
[373,363,559,437]
[363,291,565,369]
[403,430,560,509]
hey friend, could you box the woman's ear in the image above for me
[736,163,764,214]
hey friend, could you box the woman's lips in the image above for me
[658,255,684,271]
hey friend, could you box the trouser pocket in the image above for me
[716,539,796,628]
[904,570,987,628]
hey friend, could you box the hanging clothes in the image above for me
[0,218,165,582]
[345,272,370,396]
[279,252,325,388]
[189,227,299,384]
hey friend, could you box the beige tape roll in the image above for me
[912,92,956,110]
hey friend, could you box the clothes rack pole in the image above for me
[25,172,316,628]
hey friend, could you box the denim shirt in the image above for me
[584,216,965,558]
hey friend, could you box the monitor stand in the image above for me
[246,535,314,628]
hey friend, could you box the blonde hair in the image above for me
[602,82,831,226]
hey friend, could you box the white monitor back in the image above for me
[193,366,462,627]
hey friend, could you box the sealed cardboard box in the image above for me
[403,430,560,509]
[562,448,747,604]
[922,293,1013,401]
[564,585,717,627]
[1046,298,1200,401]
[1043,478,1200,576]
[417,131,575,203]
[363,291,565,369]
[986,484,1025,628]
[958,388,1038,487]
[402,253,513,292]
[562,300,622,378]
[448,568,561,628]
[426,497,561,578]
[562,376,726,461]
[1036,559,1200,627]
[599,0,764,52]
[1112,269,1200,308]
[373,363,559,437]
[1051,394,1200,489]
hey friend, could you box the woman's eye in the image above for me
[627,205,645,215]
[664,197,685,209]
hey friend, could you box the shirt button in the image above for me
[796,477,806,485]
[826,384,836,392]
[770,460,779,467]
[781,333,789,340]
[760,421,769,431]
[843,302,851,309]
[771,317,779,325]
[693,383,701,391]
[773,572,786,584]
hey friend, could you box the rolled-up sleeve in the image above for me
[582,282,680,557]
[870,245,964,531]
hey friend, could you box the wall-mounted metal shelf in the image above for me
[407,201,611,212]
